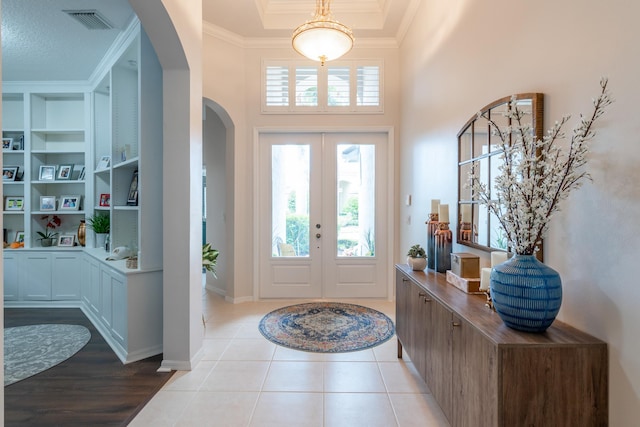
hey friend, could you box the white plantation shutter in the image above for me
[262,60,382,112]
[357,66,380,107]
[327,66,350,107]
[295,66,318,107]
[265,65,289,107]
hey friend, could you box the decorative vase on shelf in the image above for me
[407,257,427,271]
[77,220,86,247]
[490,254,562,333]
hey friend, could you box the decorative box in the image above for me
[450,252,480,278]
[446,270,483,294]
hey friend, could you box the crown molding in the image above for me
[203,21,399,50]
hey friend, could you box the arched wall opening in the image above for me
[202,98,235,299]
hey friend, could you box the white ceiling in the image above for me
[2,0,418,82]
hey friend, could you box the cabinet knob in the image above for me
[452,322,461,327]
[423,297,432,303]
[418,292,426,297]
[402,278,409,282]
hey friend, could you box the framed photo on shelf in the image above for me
[5,196,24,211]
[2,138,13,151]
[57,234,76,247]
[57,164,73,180]
[99,193,110,207]
[14,231,25,243]
[39,165,56,181]
[77,166,86,181]
[40,196,56,211]
[96,156,111,170]
[3,166,19,182]
[59,195,81,211]
[11,138,23,151]
[127,170,139,206]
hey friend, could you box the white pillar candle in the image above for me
[438,204,449,223]
[480,267,492,291]
[491,251,509,267]
[431,199,440,214]
[461,204,471,223]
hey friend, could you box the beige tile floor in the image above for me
[130,290,450,427]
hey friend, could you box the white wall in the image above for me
[400,0,640,424]
[130,0,204,370]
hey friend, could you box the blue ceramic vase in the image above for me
[490,254,562,333]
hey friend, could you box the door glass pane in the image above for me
[272,145,310,257]
[337,144,375,257]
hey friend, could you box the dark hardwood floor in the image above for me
[4,308,173,426]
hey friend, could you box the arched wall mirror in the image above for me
[457,93,544,257]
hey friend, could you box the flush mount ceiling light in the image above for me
[292,0,354,66]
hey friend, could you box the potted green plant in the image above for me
[202,243,219,278]
[37,214,61,247]
[407,244,427,271]
[86,213,110,249]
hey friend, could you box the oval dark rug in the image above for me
[258,302,395,353]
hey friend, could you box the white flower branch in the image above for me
[468,78,613,255]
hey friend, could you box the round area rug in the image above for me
[4,324,91,386]
[258,302,395,353]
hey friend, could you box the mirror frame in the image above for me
[456,93,544,259]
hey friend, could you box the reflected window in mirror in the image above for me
[457,93,543,256]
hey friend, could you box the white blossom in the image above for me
[468,78,613,255]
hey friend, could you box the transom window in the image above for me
[263,60,383,113]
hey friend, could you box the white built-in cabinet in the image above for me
[2,19,163,364]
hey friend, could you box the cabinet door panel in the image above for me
[100,269,113,328]
[21,254,52,300]
[111,273,127,346]
[452,314,498,427]
[427,300,453,422]
[3,254,20,300]
[395,270,411,354]
[52,254,80,299]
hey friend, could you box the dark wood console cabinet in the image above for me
[395,264,608,426]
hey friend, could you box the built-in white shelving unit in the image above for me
[3,18,164,364]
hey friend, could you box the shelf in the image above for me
[31,180,84,185]
[32,210,86,215]
[113,205,139,211]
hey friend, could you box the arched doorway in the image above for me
[202,99,234,298]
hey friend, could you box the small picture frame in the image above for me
[2,138,13,151]
[59,195,81,211]
[99,193,111,207]
[127,170,139,206]
[57,234,76,247]
[97,156,111,170]
[14,231,25,243]
[5,196,24,211]
[40,196,56,211]
[39,165,56,181]
[5,196,25,211]
[77,166,86,181]
[57,164,73,180]
[11,139,23,151]
[3,166,19,181]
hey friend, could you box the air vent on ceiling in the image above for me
[63,10,113,30]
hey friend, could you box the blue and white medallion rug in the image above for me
[258,302,395,353]
[4,324,91,386]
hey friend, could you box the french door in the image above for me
[258,131,389,299]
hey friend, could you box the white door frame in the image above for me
[252,126,395,300]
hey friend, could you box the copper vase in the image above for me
[77,220,86,247]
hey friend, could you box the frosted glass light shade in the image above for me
[292,20,354,65]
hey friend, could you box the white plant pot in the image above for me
[407,257,427,271]
[95,233,108,250]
